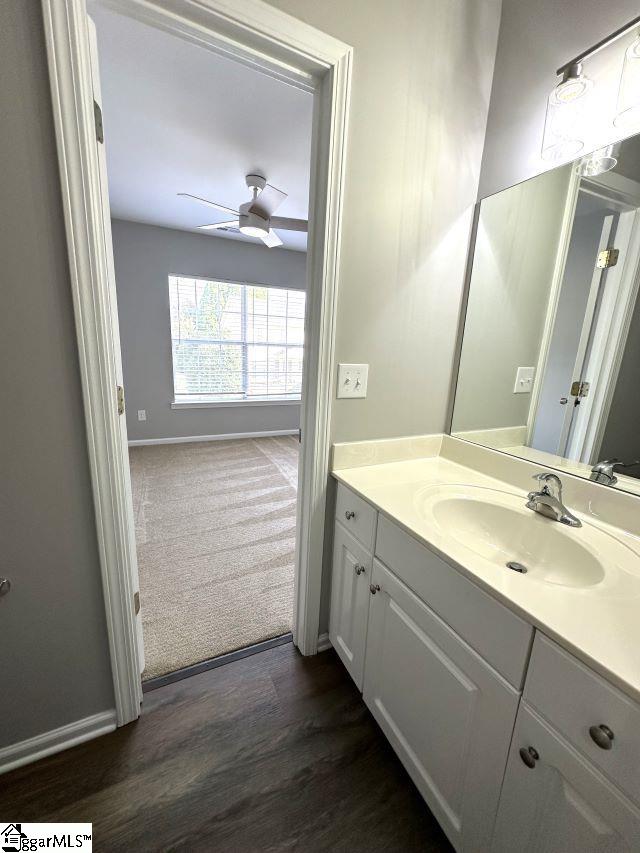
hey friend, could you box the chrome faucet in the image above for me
[590,458,640,486]
[526,473,581,528]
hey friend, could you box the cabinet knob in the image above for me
[519,746,539,769]
[0,578,10,598]
[345,510,356,520]
[369,583,381,595]
[354,564,366,576]
[589,724,614,750]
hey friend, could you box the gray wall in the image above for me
[266,0,502,442]
[111,220,306,441]
[453,165,571,433]
[480,0,640,198]
[0,0,114,749]
[1,0,501,756]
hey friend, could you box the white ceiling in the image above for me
[90,4,313,251]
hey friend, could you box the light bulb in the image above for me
[541,64,592,162]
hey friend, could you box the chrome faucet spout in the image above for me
[526,472,581,528]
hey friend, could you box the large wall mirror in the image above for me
[451,132,640,495]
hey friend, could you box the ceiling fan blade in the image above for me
[178,193,238,216]
[250,183,287,217]
[197,220,239,230]
[261,229,283,248]
[269,216,308,233]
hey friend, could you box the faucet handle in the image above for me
[532,472,562,497]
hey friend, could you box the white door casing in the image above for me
[86,16,145,676]
[42,0,352,725]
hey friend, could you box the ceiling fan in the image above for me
[178,173,308,248]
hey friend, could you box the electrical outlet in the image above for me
[337,364,369,399]
[513,366,535,394]
[137,409,147,421]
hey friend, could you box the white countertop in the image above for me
[333,454,640,704]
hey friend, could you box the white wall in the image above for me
[480,0,640,198]
[453,165,572,433]
[111,219,306,441]
[266,0,502,442]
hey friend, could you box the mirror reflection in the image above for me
[452,133,640,494]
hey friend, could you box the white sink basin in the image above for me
[416,485,618,588]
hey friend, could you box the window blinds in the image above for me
[169,276,305,401]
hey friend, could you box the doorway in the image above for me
[89,3,313,682]
[531,176,640,465]
[43,0,351,724]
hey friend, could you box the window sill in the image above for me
[171,397,302,410]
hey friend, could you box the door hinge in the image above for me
[117,385,125,415]
[93,99,104,144]
[570,380,590,399]
[596,248,619,269]
[134,591,140,615]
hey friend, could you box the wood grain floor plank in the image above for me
[2,646,452,853]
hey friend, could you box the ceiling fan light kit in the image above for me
[178,172,307,248]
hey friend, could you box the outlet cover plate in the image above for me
[337,363,369,399]
[137,409,147,421]
[513,366,535,394]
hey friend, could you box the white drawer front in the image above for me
[375,514,533,688]
[525,634,640,805]
[335,482,377,551]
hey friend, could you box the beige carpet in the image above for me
[129,435,299,680]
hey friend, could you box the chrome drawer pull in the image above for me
[589,724,614,750]
[345,510,356,520]
[519,746,539,769]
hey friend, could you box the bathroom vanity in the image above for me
[329,438,640,852]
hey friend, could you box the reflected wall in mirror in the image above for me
[452,132,640,495]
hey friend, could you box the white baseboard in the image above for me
[128,429,299,447]
[317,632,332,652]
[0,710,117,775]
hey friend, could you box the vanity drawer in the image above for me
[525,633,640,804]
[335,483,377,551]
[375,514,533,688]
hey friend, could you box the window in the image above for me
[169,276,305,403]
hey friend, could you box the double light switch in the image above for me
[337,363,369,399]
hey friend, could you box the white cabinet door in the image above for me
[363,559,519,852]
[492,703,640,853]
[329,521,372,689]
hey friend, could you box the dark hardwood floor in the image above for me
[2,644,452,852]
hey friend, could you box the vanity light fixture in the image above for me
[615,31,640,130]
[541,63,592,162]
[542,14,640,161]
[577,143,620,176]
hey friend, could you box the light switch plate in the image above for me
[337,363,369,398]
[513,366,535,394]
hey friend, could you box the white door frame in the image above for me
[568,206,640,462]
[526,167,581,445]
[558,213,616,456]
[41,0,352,726]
